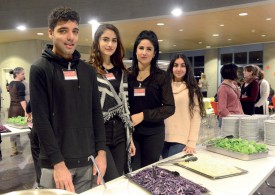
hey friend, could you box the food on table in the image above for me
[206,137,268,154]
[128,166,208,195]
[0,125,11,133]
[7,116,27,125]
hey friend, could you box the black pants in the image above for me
[131,131,164,171]
[28,130,41,184]
[104,117,126,182]
[255,106,264,114]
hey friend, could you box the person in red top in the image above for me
[240,65,259,115]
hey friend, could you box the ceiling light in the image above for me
[212,34,219,37]
[206,46,211,48]
[36,32,44,36]
[251,29,255,33]
[198,42,202,44]
[157,23,165,26]
[219,24,224,27]
[239,13,248,16]
[261,34,266,37]
[173,45,177,47]
[266,18,272,21]
[16,25,26,31]
[179,29,183,31]
[171,8,182,16]
[158,39,163,42]
[227,38,232,41]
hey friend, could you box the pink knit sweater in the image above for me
[164,82,201,148]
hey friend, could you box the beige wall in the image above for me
[263,42,275,89]
[204,48,218,97]
[0,40,44,109]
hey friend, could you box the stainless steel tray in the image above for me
[206,145,268,161]
[6,123,29,129]
[175,162,248,179]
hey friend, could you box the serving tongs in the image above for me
[155,153,198,166]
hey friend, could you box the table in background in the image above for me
[0,124,30,138]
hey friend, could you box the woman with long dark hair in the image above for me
[128,30,175,170]
[89,24,135,180]
[162,53,205,158]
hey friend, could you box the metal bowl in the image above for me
[3,189,76,195]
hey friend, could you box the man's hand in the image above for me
[53,161,75,192]
[93,150,107,185]
[131,112,144,126]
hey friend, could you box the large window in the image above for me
[234,52,247,64]
[249,51,263,64]
[221,53,233,65]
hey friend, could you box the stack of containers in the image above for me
[264,120,275,145]
[239,116,260,141]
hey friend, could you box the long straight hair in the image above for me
[167,53,205,118]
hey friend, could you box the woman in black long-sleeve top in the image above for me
[128,30,175,170]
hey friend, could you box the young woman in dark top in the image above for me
[240,65,259,115]
[8,67,27,156]
[89,24,135,181]
[128,30,175,170]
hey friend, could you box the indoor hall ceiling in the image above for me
[1,1,275,53]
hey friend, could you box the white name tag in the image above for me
[63,70,78,80]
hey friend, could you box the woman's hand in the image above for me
[183,146,196,154]
[131,112,144,126]
[130,137,136,156]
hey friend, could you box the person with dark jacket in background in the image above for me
[128,30,175,170]
[29,7,106,193]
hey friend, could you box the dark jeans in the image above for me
[255,106,264,114]
[202,91,207,97]
[131,130,164,171]
[28,130,41,184]
[162,142,185,159]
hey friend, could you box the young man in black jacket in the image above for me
[29,7,106,193]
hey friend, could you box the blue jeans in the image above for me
[162,142,185,159]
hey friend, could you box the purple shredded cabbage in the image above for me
[129,167,208,195]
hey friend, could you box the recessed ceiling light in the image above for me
[158,39,163,42]
[36,32,44,36]
[173,45,177,47]
[227,38,232,41]
[179,29,183,31]
[157,23,165,26]
[171,8,182,16]
[206,46,211,48]
[16,25,26,31]
[251,29,256,33]
[198,42,202,44]
[212,34,219,37]
[261,34,266,37]
[219,24,224,27]
[239,13,248,16]
[266,18,272,21]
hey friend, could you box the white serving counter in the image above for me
[0,124,30,137]
[81,146,275,195]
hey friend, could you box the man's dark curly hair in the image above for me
[48,7,80,30]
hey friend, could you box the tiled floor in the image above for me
[0,113,275,194]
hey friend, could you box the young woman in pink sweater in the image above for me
[162,54,205,158]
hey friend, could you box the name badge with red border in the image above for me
[134,87,146,96]
[105,73,116,80]
[63,69,78,80]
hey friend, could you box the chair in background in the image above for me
[268,96,275,114]
[210,101,219,116]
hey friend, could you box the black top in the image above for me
[30,44,106,169]
[128,68,175,135]
[105,66,122,94]
[240,79,259,115]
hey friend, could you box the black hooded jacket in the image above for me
[30,45,106,169]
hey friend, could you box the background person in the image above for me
[8,67,26,156]
[29,7,106,193]
[240,65,259,115]
[198,73,208,97]
[217,64,243,127]
[128,30,175,170]
[255,68,270,114]
[162,53,205,158]
[89,24,135,181]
